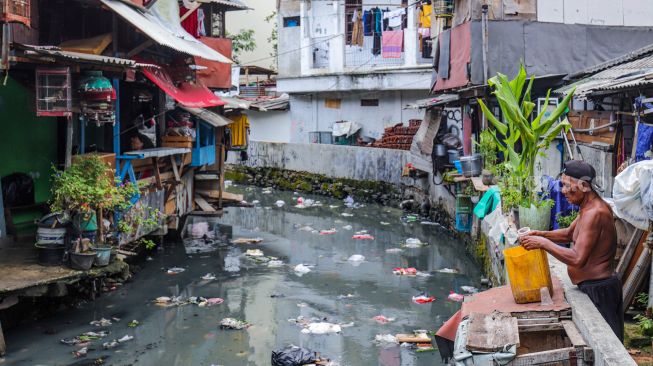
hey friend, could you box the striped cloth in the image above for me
[382,30,403,58]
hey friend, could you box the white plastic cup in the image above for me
[517,227,531,239]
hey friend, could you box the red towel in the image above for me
[382,30,403,58]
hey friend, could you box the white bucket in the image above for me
[37,227,66,245]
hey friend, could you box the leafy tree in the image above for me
[265,11,278,70]
[227,29,256,63]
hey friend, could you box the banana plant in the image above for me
[477,64,576,206]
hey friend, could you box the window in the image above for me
[345,0,362,44]
[325,98,342,109]
[361,99,379,107]
[283,16,300,27]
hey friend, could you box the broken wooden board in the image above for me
[395,334,431,343]
[196,189,243,202]
[194,195,216,212]
[470,176,490,192]
[466,311,520,352]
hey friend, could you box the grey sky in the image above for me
[226,0,276,69]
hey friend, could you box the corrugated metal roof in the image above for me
[16,44,140,67]
[569,43,653,79]
[101,0,232,63]
[197,0,249,10]
[178,105,233,127]
[403,94,459,109]
[555,53,653,98]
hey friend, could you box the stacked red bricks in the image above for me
[371,119,422,150]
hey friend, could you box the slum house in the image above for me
[0,0,248,356]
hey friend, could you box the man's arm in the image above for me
[530,217,577,243]
[521,212,599,267]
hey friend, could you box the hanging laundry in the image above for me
[197,8,206,36]
[419,4,433,28]
[351,9,364,47]
[374,8,383,34]
[371,8,382,55]
[227,114,250,148]
[382,30,403,58]
[180,6,200,38]
[363,10,373,36]
[383,8,405,29]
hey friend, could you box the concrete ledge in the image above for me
[549,257,635,366]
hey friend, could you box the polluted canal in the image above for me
[6,186,481,366]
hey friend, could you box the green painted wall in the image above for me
[0,77,58,204]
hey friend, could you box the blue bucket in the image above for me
[453,160,463,174]
[91,246,112,267]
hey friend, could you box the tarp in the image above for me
[433,22,471,91]
[179,105,233,127]
[59,33,113,55]
[194,37,233,89]
[100,0,232,62]
[140,65,224,108]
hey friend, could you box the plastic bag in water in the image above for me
[271,345,316,366]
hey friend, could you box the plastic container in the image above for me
[453,160,463,174]
[73,212,97,232]
[447,149,460,164]
[91,246,112,267]
[518,204,552,231]
[36,227,66,245]
[455,213,472,232]
[35,244,65,266]
[69,252,96,270]
[503,245,553,304]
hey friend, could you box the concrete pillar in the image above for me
[329,1,345,73]
[299,1,312,75]
[404,5,418,67]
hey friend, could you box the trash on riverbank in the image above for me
[436,268,459,274]
[347,254,365,262]
[268,260,285,268]
[373,315,395,324]
[448,292,464,302]
[301,322,342,334]
[89,318,112,327]
[232,237,263,244]
[412,295,436,304]
[202,298,225,307]
[166,267,186,275]
[344,195,355,207]
[102,335,134,350]
[275,200,285,207]
[385,248,403,253]
[73,347,88,358]
[154,296,224,308]
[460,286,478,293]
[61,331,110,346]
[352,234,374,240]
[402,215,419,223]
[319,228,337,235]
[374,334,398,344]
[271,345,317,366]
[294,264,312,274]
[245,249,264,257]
[201,273,216,280]
[341,212,354,217]
[220,318,251,330]
[393,267,417,276]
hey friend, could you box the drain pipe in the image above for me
[481,3,489,129]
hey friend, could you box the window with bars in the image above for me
[345,0,362,45]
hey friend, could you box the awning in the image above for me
[220,96,252,110]
[179,105,233,127]
[404,94,459,109]
[100,0,232,63]
[15,44,143,68]
[197,0,250,10]
[140,65,224,108]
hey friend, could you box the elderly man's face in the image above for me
[561,174,590,205]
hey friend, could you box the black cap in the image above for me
[561,160,596,182]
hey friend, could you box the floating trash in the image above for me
[127,320,140,328]
[294,264,312,274]
[385,248,403,254]
[373,315,395,324]
[341,213,354,217]
[393,267,417,276]
[301,322,342,335]
[342,225,353,230]
[267,260,284,268]
[232,237,263,244]
[352,234,374,240]
[201,273,216,280]
[166,267,186,275]
[347,254,365,262]
[337,294,355,300]
[380,222,390,225]
[374,334,398,344]
[245,249,264,257]
[89,318,112,327]
[448,292,464,302]
[319,228,337,235]
[412,295,436,304]
[460,286,479,294]
[275,200,285,207]
[220,318,251,330]
[436,268,459,274]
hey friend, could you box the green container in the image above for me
[74,211,97,232]
[518,204,551,231]
[456,196,473,215]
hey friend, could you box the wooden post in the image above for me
[97,208,104,244]
[65,116,73,168]
[219,143,225,209]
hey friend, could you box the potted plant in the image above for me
[475,129,498,185]
[50,155,138,268]
[478,65,576,230]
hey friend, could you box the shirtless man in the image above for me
[520,160,623,342]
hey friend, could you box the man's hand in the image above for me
[520,235,550,251]
[527,230,546,237]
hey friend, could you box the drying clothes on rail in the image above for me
[351,9,364,47]
[383,8,405,29]
[371,7,383,55]
[363,10,373,36]
[227,114,250,149]
[419,4,432,28]
[382,30,403,58]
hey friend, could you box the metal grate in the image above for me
[35,67,72,117]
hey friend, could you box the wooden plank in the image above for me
[470,176,490,192]
[518,323,564,332]
[623,246,651,309]
[561,320,587,348]
[509,347,579,365]
[137,172,174,186]
[395,334,431,343]
[152,158,162,190]
[124,147,191,158]
[517,317,559,325]
[466,312,520,352]
[194,196,216,212]
[196,189,243,202]
[616,229,645,280]
[624,230,648,281]
[170,156,181,182]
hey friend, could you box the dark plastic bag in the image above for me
[1,173,34,207]
[271,346,316,366]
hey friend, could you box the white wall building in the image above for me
[273,0,434,144]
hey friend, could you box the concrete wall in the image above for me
[228,141,408,185]
[287,90,428,143]
[246,110,292,143]
[537,0,653,26]
[277,0,302,78]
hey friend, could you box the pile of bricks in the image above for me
[371,119,422,150]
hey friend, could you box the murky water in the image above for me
[5,186,481,366]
